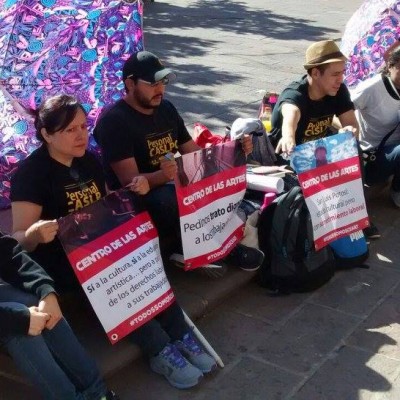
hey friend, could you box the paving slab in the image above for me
[193,305,274,365]
[309,266,400,317]
[197,356,303,400]
[346,290,400,361]
[217,281,312,324]
[293,346,398,400]
[253,303,360,375]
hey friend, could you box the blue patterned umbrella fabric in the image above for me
[341,0,400,89]
[0,0,144,208]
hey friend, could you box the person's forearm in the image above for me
[12,230,39,252]
[142,170,172,189]
[281,123,296,142]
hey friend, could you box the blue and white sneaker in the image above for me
[175,332,217,374]
[150,343,203,389]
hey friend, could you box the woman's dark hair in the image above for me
[32,94,86,142]
[383,46,400,75]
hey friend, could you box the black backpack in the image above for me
[258,186,335,293]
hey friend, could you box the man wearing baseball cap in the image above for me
[94,50,258,254]
[270,39,379,239]
[94,50,265,387]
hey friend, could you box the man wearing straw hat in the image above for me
[272,40,358,152]
[271,39,380,239]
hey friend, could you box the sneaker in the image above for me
[150,343,203,389]
[223,244,264,271]
[175,332,217,374]
[391,188,400,208]
[100,391,119,400]
[363,222,381,240]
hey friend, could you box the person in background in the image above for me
[94,50,265,271]
[10,94,216,390]
[270,39,380,239]
[350,46,400,207]
[0,232,118,400]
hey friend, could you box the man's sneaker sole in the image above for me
[150,363,203,389]
[239,249,265,272]
[365,233,381,239]
[200,362,218,374]
[391,189,400,208]
[239,264,262,272]
[363,227,381,240]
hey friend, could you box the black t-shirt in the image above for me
[271,75,354,144]
[94,99,192,190]
[10,145,106,291]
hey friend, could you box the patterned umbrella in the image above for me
[0,0,144,209]
[341,0,400,89]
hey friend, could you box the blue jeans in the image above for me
[364,143,400,191]
[129,301,189,357]
[0,285,107,400]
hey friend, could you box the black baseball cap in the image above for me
[122,51,176,83]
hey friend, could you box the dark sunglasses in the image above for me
[127,75,170,87]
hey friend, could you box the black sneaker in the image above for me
[224,244,264,271]
[363,223,381,240]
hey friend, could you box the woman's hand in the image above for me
[25,219,58,244]
[38,293,63,330]
[28,307,50,336]
[128,176,150,195]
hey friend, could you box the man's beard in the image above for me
[135,92,162,110]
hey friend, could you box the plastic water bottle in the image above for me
[259,92,278,133]
[260,192,276,212]
[261,107,272,133]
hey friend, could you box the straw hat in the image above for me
[304,40,347,70]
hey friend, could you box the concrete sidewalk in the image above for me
[108,1,400,399]
[143,0,364,133]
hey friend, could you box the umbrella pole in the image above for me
[182,310,224,368]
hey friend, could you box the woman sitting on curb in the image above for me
[10,94,216,389]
